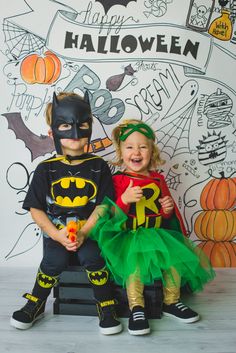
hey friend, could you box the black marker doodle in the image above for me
[165,168,182,191]
[182,160,200,178]
[157,100,197,158]
[143,0,173,19]
[197,130,228,166]
[96,0,137,14]
[3,19,45,59]
[6,162,33,215]
[5,222,42,260]
[182,170,213,235]
[186,0,215,32]
[162,79,199,120]
[198,89,233,129]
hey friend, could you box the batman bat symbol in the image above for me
[2,112,55,161]
[95,0,137,14]
[88,270,108,285]
[37,273,58,288]
[51,176,97,207]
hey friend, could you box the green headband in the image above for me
[119,123,155,141]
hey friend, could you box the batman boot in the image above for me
[11,293,46,330]
[86,268,122,334]
[96,300,122,335]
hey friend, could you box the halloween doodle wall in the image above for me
[0,0,235,267]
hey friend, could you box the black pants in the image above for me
[32,237,113,303]
[41,236,105,274]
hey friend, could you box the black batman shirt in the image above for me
[23,154,114,223]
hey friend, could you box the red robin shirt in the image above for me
[113,171,186,234]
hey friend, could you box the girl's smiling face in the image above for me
[120,131,153,175]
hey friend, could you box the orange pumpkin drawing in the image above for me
[20,51,61,84]
[194,210,236,241]
[200,172,236,210]
[198,240,236,267]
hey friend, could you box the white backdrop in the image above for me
[0,0,236,268]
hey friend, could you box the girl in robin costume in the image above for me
[89,119,215,335]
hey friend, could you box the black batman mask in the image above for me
[51,91,92,155]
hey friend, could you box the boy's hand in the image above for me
[159,196,174,214]
[121,180,143,204]
[56,227,78,251]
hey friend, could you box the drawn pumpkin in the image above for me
[198,240,236,267]
[200,172,236,210]
[194,210,236,241]
[20,51,61,84]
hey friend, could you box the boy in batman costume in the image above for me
[11,91,122,335]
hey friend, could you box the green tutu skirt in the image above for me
[89,197,215,291]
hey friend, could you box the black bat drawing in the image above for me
[218,0,229,7]
[2,112,55,161]
[95,0,137,14]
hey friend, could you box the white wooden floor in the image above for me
[1,267,236,353]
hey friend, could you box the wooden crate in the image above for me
[53,266,163,318]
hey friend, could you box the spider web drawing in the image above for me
[3,19,45,59]
[156,100,197,158]
[165,168,182,191]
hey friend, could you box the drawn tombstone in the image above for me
[186,0,215,32]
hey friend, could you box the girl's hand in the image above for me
[56,227,79,252]
[76,231,86,248]
[121,180,143,204]
[159,196,174,214]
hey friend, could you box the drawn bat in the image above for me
[95,0,137,14]
[218,0,229,7]
[2,112,55,161]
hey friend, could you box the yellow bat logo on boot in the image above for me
[87,270,109,285]
[37,271,58,288]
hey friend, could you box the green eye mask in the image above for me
[119,123,155,141]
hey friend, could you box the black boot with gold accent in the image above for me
[87,268,122,334]
[96,299,122,335]
[10,293,46,330]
